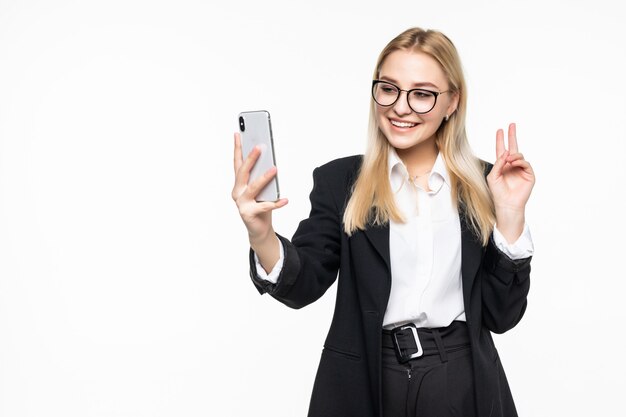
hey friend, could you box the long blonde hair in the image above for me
[343,27,495,246]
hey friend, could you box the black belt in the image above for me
[382,321,471,364]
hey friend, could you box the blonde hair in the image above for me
[343,27,495,245]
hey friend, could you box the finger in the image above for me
[496,128,505,157]
[233,132,243,174]
[489,149,509,178]
[274,198,289,208]
[234,145,262,190]
[506,152,533,175]
[254,198,289,211]
[508,123,518,154]
[243,165,278,200]
[505,152,524,162]
[510,159,534,174]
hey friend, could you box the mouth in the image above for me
[389,118,419,129]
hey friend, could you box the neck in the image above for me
[395,137,439,177]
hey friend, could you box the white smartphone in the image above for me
[238,110,280,202]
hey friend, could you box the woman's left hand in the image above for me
[487,123,535,243]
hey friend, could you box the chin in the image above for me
[383,129,430,149]
[383,134,411,145]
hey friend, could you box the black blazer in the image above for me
[249,155,531,417]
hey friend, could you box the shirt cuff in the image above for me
[253,239,285,284]
[493,222,534,260]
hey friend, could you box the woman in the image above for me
[232,27,534,417]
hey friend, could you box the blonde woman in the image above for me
[232,27,534,417]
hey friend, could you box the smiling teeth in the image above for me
[391,120,417,128]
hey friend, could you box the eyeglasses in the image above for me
[372,80,449,114]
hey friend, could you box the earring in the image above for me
[445,114,449,121]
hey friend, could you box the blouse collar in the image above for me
[387,147,451,193]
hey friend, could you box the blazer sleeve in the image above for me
[248,164,343,309]
[478,160,532,334]
[480,231,532,334]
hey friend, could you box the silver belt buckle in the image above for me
[392,323,424,363]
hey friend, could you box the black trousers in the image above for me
[381,321,476,417]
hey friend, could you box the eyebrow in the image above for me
[379,76,441,90]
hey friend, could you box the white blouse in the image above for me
[255,151,534,329]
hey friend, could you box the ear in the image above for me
[446,92,459,117]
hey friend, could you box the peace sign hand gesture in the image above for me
[486,123,535,243]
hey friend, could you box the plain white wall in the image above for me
[1,0,625,415]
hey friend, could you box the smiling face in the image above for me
[375,49,459,156]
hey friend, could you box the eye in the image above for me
[380,85,398,94]
[411,89,434,100]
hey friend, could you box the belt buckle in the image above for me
[391,323,424,363]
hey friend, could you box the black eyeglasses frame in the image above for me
[371,80,450,114]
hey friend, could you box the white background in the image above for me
[1,0,625,416]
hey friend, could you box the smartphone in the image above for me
[238,110,280,202]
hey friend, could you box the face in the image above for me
[375,49,458,153]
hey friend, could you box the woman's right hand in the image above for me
[232,133,288,270]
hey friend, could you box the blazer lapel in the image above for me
[363,223,391,273]
[460,213,483,291]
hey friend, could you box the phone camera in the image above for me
[239,116,245,132]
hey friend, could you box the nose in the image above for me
[392,90,412,116]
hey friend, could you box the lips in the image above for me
[389,119,418,128]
